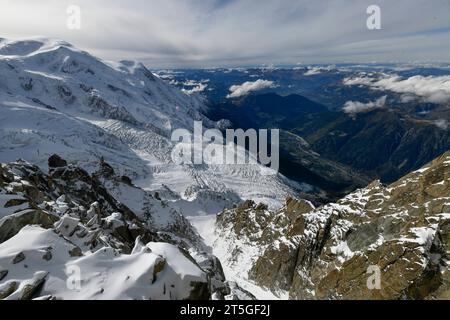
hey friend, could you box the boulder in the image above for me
[48,154,67,169]
[0,210,59,244]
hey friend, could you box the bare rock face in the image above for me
[0,210,59,243]
[250,242,299,292]
[216,151,450,299]
[216,197,316,294]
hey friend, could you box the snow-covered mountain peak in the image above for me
[0,37,301,215]
[0,37,153,78]
[0,37,75,57]
[0,37,211,133]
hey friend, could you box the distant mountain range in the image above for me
[294,107,450,182]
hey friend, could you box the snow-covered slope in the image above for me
[0,225,208,300]
[0,37,300,212]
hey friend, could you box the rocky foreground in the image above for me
[0,151,449,300]
[0,155,254,300]
[216,151,450,299]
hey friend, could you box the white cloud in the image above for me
[434,119,449,130]
[400,94,417,103]
[344,74,450,103]
[180,79,209,94]
[343,96,387,114]
[227,79,276,98]
[182,82,208,95]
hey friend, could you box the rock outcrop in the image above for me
[216,151,450,299]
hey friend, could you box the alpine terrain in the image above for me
[0,38,449,300]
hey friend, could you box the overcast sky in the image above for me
[1,0,450,68]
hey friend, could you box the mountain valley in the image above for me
[0,38,449,300]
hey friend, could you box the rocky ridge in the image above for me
[216,151,450,299]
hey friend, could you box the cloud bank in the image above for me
[1,0,450,67]
[227,80,276,98]
[344,74,450,103]
[343,96,387,114]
